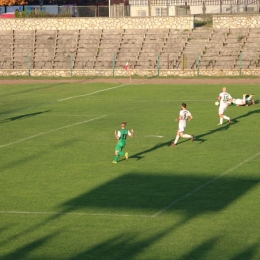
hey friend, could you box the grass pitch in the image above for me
[0,81,260,260]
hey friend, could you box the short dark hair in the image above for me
[122,121,127,125]
[182,103,186,108]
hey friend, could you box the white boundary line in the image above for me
[152,150,260,217]
[144,135,164,138]
[0,210,151,218]
[0,115,107,148]
[57,84,130,102]
[85,99,216,102]
[0,83,129,117]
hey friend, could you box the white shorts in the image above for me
[218,104,227,114]
[178,123,186,133]
[235,99,244,105]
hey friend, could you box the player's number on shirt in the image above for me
[223,95,229,102]
[183,112,188,120]
[121,134,127,139]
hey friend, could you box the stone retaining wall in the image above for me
[1,15,260,31]
[0,69,259,77]
[213,14,260,29]
[0,16,194,30]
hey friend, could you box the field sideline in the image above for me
[1,78,260,260]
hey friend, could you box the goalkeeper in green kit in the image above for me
[112,122,134,164]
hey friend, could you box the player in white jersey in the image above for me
[230,94,255,106]
[231,98,246,106]
[243,94,255,106]
[171,103,194,146]
[218,87,232,125]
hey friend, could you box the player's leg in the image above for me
[218,114,224,125]
[219,105,230,124]
[172,129,180,146]
[218,106,224,125]
[113,144,122,163]
[118,148,126,157]
[182,133,194,141]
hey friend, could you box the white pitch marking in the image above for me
[0,83,130,117]
[85,99,216,102]
[152,150,260,217]
[0,115,107,148]
[0,113,101,117]
[144,135,164,138]
[0,210,151,218]
[57,84,130,102]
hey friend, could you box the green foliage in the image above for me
[0,81,260,259]
[194,14,213,28]
[14,10,72,18]
[237,34,244,42]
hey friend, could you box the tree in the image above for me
[0,0,28,5]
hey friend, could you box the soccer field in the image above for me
[1,80,260,260]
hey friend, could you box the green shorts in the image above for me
[115,143,125,151]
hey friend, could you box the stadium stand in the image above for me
[2,27,260,70]
[0,30,13,69]
[115,29,146,69]
[12,30,34,70]
[179,27,212,69]
[74,29,101,69]
[135,29,169,69]
[93,29,123,69]
[53,30,78,69]
[233,28,260,69]
[33,30,56,69]
[160,29,190,69]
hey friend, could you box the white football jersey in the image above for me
[234,99,244,105]
[179,109,191,125]
[219,92,232,105]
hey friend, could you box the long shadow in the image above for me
[234,108,260,121]
[0,137,79,172]
[0,110,51,124]
[0,232,59,260]
[230,242,259,260]
[57,172,260,218]
[130,140,172,160]
[69,222,184,260]
[129,109,260,151]
[0,82,66,98]
[2,171,259,260]
[190,108,260,145]
[181,237,220,260]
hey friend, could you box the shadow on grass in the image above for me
[58,172,260,217]
[130,140,172,160]
[0,232,60,260]
[181,108,260,145]
[0,110,51,124]
[1,172,260,260]
[0,82,66,98]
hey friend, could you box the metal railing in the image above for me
[13,51,254,77]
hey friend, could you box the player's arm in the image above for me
[114,130,119,140]
[128,129,134,138]
[188,115,193,122]
[175,115,182,121]
[218,95,221,101]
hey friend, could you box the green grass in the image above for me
[0,82,260,260]
[1,74,260,80]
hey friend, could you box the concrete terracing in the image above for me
[1,15,260,76]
